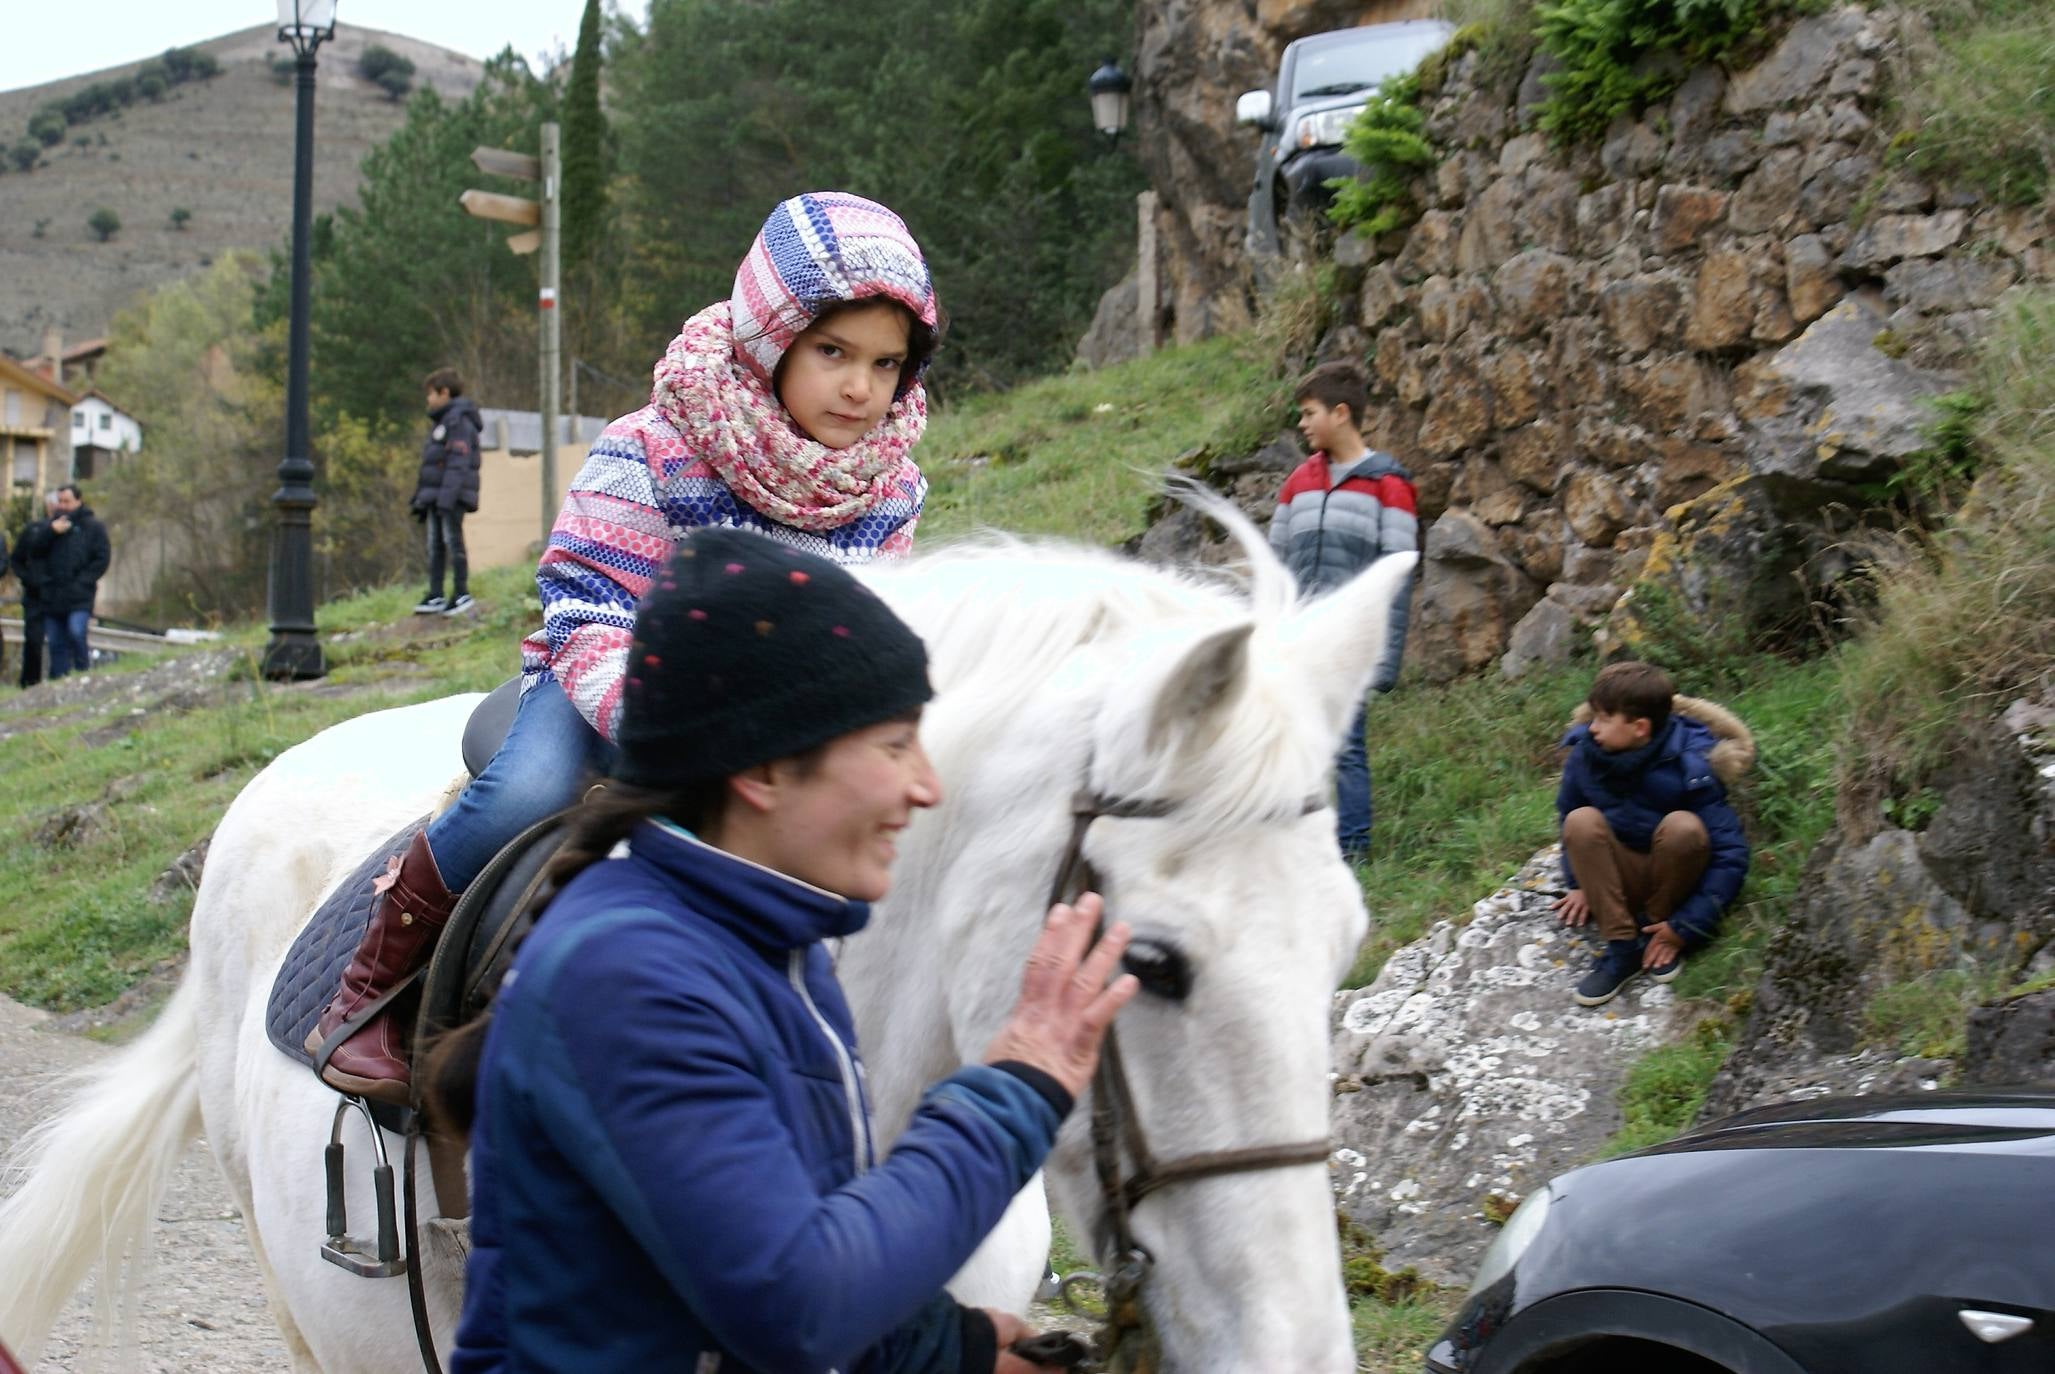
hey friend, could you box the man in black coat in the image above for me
[413,367,483,616]
[20,484,112,679]
[10,490,56,688]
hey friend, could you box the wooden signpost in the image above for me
[462,125,562,544]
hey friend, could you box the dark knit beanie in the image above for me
[613,527,933,789]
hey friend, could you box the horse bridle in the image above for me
[1046,788,1333,1370]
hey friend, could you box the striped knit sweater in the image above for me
[519,404,925,740]
[1268,449,1419,694]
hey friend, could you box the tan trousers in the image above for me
[1563,807,1710,942]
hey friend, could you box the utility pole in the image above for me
[538,122,562,548]
[461,128,562,547]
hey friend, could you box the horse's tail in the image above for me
[0,974,202,1364]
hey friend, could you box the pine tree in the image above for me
[561,0,608,271]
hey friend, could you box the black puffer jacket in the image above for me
[22,506,111,614]
[413,397,483,514]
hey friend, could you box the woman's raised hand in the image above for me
[982,893,1139,1101]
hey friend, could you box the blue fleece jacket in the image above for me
[1556,713,1751,944]
[450,821,1064,1374]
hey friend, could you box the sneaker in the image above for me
[1648,946,1684,983]
[413,594,447,615]
[442,593,476,616]
[1574,939,1644,1007]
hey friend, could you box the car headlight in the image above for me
[1294,104,1366,149]
[1467,1185,1552,1297]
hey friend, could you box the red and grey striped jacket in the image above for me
[1268,449,1419,692]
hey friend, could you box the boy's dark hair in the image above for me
[1293,360,1369,427]
[423,367,464,397]
[1589,661,1674,735]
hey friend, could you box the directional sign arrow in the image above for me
[459,188,541,227]
[470,145,541,181]
[505,229,542,256]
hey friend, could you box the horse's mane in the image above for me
[867,493,1336,835]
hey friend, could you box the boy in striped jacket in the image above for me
[1267,360,1419,862]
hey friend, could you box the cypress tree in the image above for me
[561,0,608,270]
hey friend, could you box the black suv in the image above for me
[1236,19,1453,257]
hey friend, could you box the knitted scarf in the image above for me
[649,302,927,533]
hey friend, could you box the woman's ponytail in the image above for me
[420,779,727,1139]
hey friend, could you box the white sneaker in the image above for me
[413,594,447,615]
[442,593,476,616]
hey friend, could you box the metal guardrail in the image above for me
[0,619,220,655]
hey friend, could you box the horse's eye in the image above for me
[1121,939,1192,1001]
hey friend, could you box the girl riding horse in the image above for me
[310,191,941,1104]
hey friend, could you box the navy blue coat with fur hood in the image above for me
[1556,699,1753,944]
[450,820,1064,1374]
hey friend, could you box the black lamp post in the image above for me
[263,0,337,681]
[1087,57,1133,143]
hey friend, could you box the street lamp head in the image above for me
[1087,57,1133,140]
[277,0,338,55]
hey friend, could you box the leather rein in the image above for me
[1046,789,1332,1370]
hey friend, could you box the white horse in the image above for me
[0,514,1415,1374]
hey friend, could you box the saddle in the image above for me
[264,680,561,1127]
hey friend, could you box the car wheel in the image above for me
[1519,1340,1738,1374]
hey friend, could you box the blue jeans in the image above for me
[424,678,616,891]
[1335,703,1372,858]
[45,610,91,679]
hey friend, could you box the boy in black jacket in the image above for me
[413,367,482,615]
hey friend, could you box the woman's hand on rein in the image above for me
[983,893,1139,1102]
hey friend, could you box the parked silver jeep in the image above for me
[1236,18,1454,258]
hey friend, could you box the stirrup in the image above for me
[320,1095,409,1278]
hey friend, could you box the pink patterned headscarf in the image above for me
[649,303,926,533]
[728,191,938,383]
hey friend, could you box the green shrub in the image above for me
[88,207,121,242]
[27,108,65,146]
[1327,74,1437,239]
[1535,0,1778,142]
[1836,290,2055,827]
[359,44,417,101]
[1601,1017,1731,1154]
[1894,2,2055,206]
[9,141,39,172]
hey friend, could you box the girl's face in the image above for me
[776,300,913,449]
[757,713,941,902]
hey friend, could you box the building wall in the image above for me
[69,397,142,458]
[464,436,596,574]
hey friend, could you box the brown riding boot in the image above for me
[305,830,459,1106]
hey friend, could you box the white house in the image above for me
[69,390,143,479]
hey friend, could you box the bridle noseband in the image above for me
[1048,788,1332,1370]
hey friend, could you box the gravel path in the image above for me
[0,995,290,1373]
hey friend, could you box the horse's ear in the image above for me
[1280,551,1420,738]
[1146,621,1255,752]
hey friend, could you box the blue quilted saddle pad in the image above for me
[264,818,428,1069]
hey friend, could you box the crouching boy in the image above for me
[1554,661,1754,1006]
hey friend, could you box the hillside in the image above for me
[0,25,483,356]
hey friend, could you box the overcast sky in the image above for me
[0,2,647,94]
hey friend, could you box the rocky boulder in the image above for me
[1598,475,1816,660]
[1074,266,1141,369]
[1408,511,1544,681]
[1734,299,1958,494]
[1329,847,1681,1279]
[1705,694,2055,1116]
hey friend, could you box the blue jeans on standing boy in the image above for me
[1336,703,1372,861]
[44,610,91,679]
[425,677,617,892]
